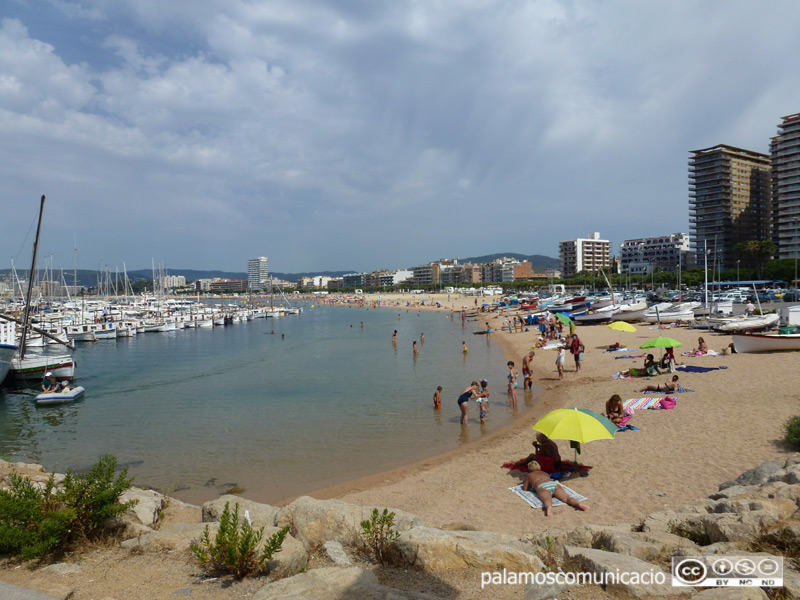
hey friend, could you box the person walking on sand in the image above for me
[507,361,519,406]
[523,460,590,517]
[570,333,585,372]
[457,381,480,424]
[433,386,442,409]
[556,342,566,380]
[522,350,535,390]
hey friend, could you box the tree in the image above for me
[735,240,776,278]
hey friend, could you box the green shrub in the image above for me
[191,502,289,579]
[785,416,800,449]
[360,508,400,565]
[0,454,136,560]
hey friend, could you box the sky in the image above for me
[2,1,800,275]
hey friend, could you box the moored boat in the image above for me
[710,313,779,332]
[35,385,85,406]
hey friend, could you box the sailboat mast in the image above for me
[19,195,46,360]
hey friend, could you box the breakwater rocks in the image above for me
[2,457,800,599]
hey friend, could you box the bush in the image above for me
[0,454,136,559]
[360,508,400,565]
[785,416,800,449]
[191,502,289,579]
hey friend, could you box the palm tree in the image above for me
[735,240,776,278]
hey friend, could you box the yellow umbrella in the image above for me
[606,321,636,333]
[532,408,617,444]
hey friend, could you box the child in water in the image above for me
[478,379,489,424]
[462,341,468,353]
[433,386,442,409]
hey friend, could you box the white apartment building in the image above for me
[559,232,610,278]
[619,233,691,275]
[247,257,269,290]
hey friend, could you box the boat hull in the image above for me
[732,333,800,353]
[0,343,18,385]
[11,354,75,380]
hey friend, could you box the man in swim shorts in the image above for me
[522,350,535,390]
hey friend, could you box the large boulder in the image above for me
[563,546,680,598]
[120,487,166,528]
[252,566,440,599]
[719,461,784,490]
[202,495,280,529]
[274,496,422,550]
[692,589,769,600]
[395,526,543,572]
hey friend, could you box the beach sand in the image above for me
[316,292,800,535]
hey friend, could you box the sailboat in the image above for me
[9,195,77,382]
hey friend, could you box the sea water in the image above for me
[0,305,539,504]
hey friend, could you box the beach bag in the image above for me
[657,396,676,410]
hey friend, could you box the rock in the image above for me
[719,460,784,490]
[525,524,627,558]
[785,453,800,468]
[691,589,769,599]
[323,540,352,565]
[263,527,308,578]
[120,487,166,528]
[43,563,82,575]
[523,580,575,600]
[120,522,214,552]
[395,526,543,572]
[640,502,715,535]
[274,496,421,550]
[440,522,479,531]
[202,495,279,529]
[592,531,667,562]
[252,566,440,599]
[563,546,679,598]
[709,485,756,500]
[103,516,154,540]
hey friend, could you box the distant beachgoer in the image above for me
[637,374,680,394]
[281,333,285,340]
[522,350,535,390]
[462,341,468,353]
[570,334,585,372]
[392,330,397,343]
[433,386,442,409]
[420,333,424,343]
[413,340,418,354]
[458,381,480,424]
[360,322,364,328]
[604,394,625,425]
[507,361,519,406]
[523,460,590,517]
[693,337,709,354]
[746,301,755,316]
[41,372,58,393]
[643,353,660,376]
[556,343,565,380]
[478,379,490,424]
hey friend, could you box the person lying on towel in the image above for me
[523,460,590,517]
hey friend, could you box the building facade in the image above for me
[247,257,269,290]
[619,233,691,275]
[559,233,611,278]
[689,145,771,270]
[771,113,800,262]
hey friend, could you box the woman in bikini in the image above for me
[522,460,590,517]
[603,394,625,425]
[637,374,679,394]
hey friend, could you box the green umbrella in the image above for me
[640,337,683,349]
[555,312,573,326]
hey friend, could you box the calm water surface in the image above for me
[0,305,540,504]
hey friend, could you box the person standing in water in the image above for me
[433,386,442,409]
[392,330,397,343]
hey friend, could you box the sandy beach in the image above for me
[315,292,800,535]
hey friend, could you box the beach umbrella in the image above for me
[532,408,617,471]
[532,408,617,444]
[640,337,683,349]
[554,312,572,326]
[606,321,636,333]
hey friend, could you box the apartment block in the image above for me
[619,233,691,275]
[771,113,800,261]
[689,145,771,270]
[559,233,611,278]
[247,257,269,290]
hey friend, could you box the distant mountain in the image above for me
[457,253,560,270]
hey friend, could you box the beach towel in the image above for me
[623,397,662,411]
[613,354,646,360]
[682,350,722,357]
[509,483,587,509]
[605,347,633,353]
[675,384,695,393]
[676,365,726,373]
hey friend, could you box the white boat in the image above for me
[642,302,699,323]
[573,305,620,323]
[65,323,98,342]
[10,353,75,381]
[92,322,117,339]
[144,320,167,332]
[710,313,780,332]
[0,321,19,385]
[196,318,213,329]
[732,332,800,353]
[35,386,85,406]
